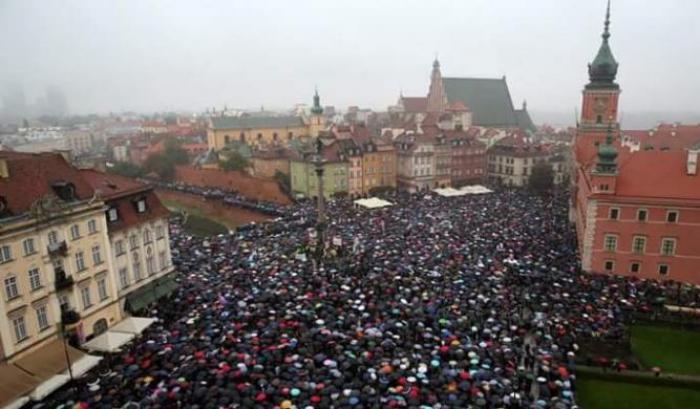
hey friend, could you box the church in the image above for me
[392,59,536,134]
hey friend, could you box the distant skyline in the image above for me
[1,0,699,121]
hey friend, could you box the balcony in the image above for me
[47,240,68,257]
[54,269,74,292]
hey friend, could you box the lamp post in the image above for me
[313,136,326,266]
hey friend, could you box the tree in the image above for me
[108,161,144,178]
[273,170,290,189]
[164,139,189,164]
[144,154,175,180]
[219,151,249,171]
[529,161,554,195]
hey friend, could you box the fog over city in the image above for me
[1,0,699,126]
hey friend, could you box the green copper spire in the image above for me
[587,0,619,89]
[596,123,618,173]
[311,88,324,115]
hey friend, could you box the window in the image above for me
[97,278,108,301]
[637,209,648,222]
[288,132,293,140]
[224,135,230,144]
[12,316,28,343]
[661,238,676,256]
[609,208,619,220]
[239,132,245,142]
[159,250,167,270]
[28,268,42,291]
[23,239,36,256]
[4,276,19,299]
[156,225,165,239]
[107,207,119,222]
[136,199,147,213]
[75,251,86,272]
[667,211,678,223]
[36,305,49,331]
[603,235,617,251]
[143,229,152,244]
[92,245,103,265]
[257,133,263,141]
[129,235,139,249]
[604,260,615,272]
[119,267,130,289]
[70,224,81,240]
[273,132,278,141]
[115,240,125,256]
[48,231,58,246]
[632,236,646,254]
[146,247,156,275]
[80,286,92,309]
[630,262,641,274]
[88,219,98,234]
[658,264,669,276]
[0,245,12,263]
[132,252,142,281]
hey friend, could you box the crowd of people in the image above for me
[42,189,699,409]
[145,179,288,217]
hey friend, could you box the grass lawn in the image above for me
[631,324,700,375]
[162,199,230,236]
[577,379,700,409]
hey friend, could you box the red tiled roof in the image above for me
[446,100,470,112]
[0,151,95,216]
[596,149,700,201]
[622,124,700,151]
[401,97,428,113]
[79,169,170,232]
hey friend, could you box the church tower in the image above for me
[575,0,621,165]
[308,88,326,137]
[426,58,446,113]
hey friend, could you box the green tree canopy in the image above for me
[144,154,176,180]
[107,161,144,178]
[529,161,554,195]
[219,151,249,171]
[164,138,189,164]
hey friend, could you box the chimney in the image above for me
[0,158,8,179]
[688,150,698,175]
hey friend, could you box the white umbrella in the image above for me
[82,331,135,353]
[110,317,156,335]
[29,374,70,400]
[67,355,103,378]
[2,396,30,409]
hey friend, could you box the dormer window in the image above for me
[133,198,147,213]
[107,207,119,222]
[51,181,76,201]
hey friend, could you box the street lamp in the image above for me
[313,136,326,266]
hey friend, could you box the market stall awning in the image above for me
[14,338,84,379]
[353,197,393,209]
[82,331,135,353]
[433,185,493,197]
[2,396,30,409]
[67,354,103,378]
[0,363,39,409]
[29,374,70,401]
[125,275,179,312]
[110,317,156,335]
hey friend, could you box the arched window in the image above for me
[143,229,152,244]
[146,247,156,275]
[273,132,278,141]
[239,132,245,143]
[288,132,293,140]
[596,115,602,124]
[224,135,230,144]
[257,133,263,141]
[132,251,142,280]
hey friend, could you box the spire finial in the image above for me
[603,0,611,40]
[433,54,440,69]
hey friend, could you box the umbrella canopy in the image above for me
[354,197,393,209]
[110,317,156,335]
[1,396,30,409]
[82,331,135,353]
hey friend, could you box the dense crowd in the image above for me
[42,189,699,409]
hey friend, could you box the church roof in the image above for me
[442,77,519,128]
[515,109,537,134]
[211,116,304,130]
[400,97,428,113]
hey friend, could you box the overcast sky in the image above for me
[1,0,699,117]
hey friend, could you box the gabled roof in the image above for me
[442,77,519,127]
[0,151,95,217]
[80,169,147,199]
[211,116,305,130]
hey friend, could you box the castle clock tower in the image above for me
[577,0,620,160]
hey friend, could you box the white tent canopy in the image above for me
[2,396,29,409]
[433,185,493,197]
[82,331,135,353]
[354,197,393,209]
[67,355,103,378]
[29,374,70,400]
[110,317,156,335]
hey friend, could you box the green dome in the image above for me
[587,1,619,88]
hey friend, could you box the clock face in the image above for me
[593,97,609,114]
